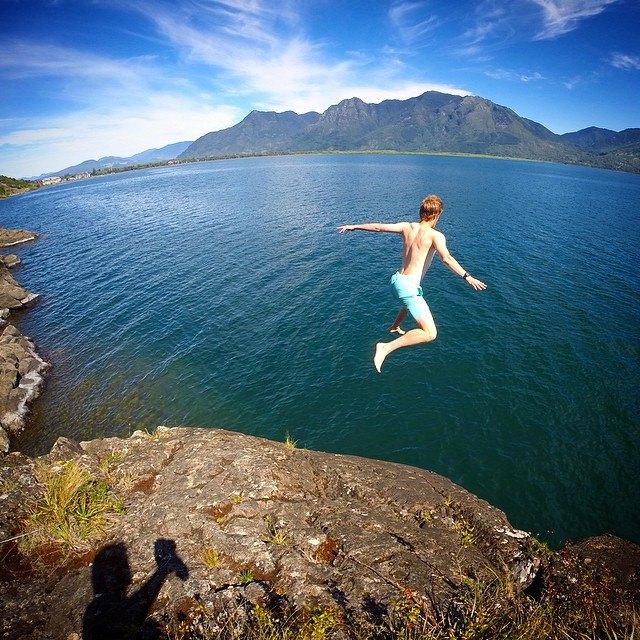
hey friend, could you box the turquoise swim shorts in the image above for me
[390,271,431,321]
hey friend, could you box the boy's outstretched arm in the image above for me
[433,232,487,291]
[337,222,408,233]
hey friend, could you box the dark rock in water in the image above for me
[0,427,637,639]
[548,535,640,613]
[0,229,39,315]
[0,324,49,450]
[0,229,38,248]
[0,255,20,269]
[0,263,38,311]
[571,535,640,594]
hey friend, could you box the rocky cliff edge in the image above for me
[1,426,638,639]
[0,230,49,453]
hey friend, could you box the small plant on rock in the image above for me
[201,546,220,569]
[267,528,288,546]
[263,514,289,546]
[0,477,17,495]
[98,450,126,483]
[284,432,297,450]
[453,517,475,547]
[302,607,341,639]
[238,569,255,585]
[417,508,434,526]
[98,449,125,472]
[528,536,553,561]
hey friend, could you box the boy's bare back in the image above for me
[398,222,438,282]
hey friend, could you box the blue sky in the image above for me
[1,0,639,176]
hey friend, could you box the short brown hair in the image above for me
[419,194,444,222]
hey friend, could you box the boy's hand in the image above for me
[337,225,354,233]
[466,276,487,291]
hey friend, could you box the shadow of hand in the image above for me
[154,538,189,581]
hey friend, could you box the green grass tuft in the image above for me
[238,569,255,585]
[19,459,124,557]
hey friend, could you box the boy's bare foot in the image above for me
[374,342,388,373]
[388,324,406,335]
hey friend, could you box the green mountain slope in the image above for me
[179,92,639,173]
[560,126,640,153]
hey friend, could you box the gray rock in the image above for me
[0,427,541,637]
[0,323,49,441]
[0,264,38,312]
[0,230,48,450]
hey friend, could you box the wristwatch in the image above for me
[462,272,470,280]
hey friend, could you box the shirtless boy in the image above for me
[338,194,487,372]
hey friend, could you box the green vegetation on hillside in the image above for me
[178,92,640,174]
[0,175,39,198]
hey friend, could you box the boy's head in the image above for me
[419,194,444,223]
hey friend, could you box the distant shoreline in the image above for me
[0,178,40,200]
[36,147,640,184]
[9,146,640,194]
[81,148,576,176]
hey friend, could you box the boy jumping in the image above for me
[338,194,487,372]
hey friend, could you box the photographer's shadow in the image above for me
[83,539,188,640]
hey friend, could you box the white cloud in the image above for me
[135,1,468,114]
[0,128,68,146]
[610,52,640,70]
[456,0,619,56]
[528,0,618,40]
[563,76,582,89]
[389,1,438,44]
[484,68,544,82]
[1,97,241,177]
[453,0,517,57]
[0,41,242,176]
[0,41,147,85]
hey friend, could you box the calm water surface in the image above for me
[2,154,639,546]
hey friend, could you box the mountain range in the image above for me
[37,140,192,178]
[39,92,640,178]
[178,92,640,174]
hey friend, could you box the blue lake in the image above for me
[2,154,639,547]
